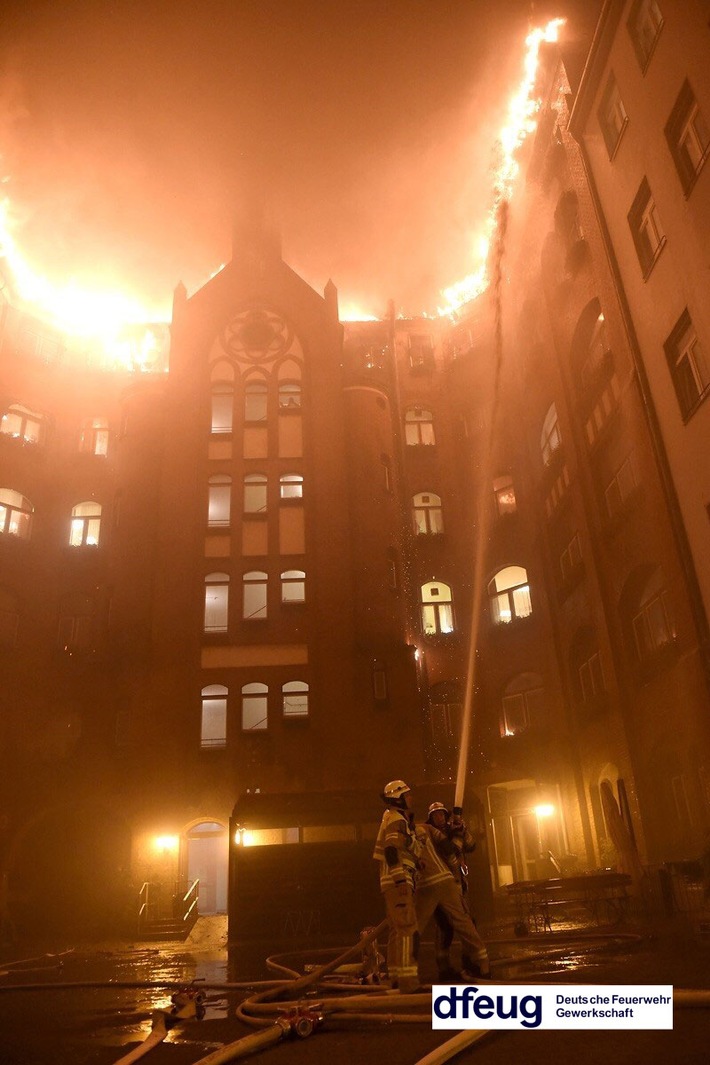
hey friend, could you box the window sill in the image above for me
[681,147,709,199]
[606,116,629,162]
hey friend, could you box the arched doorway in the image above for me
[186,821,228,913]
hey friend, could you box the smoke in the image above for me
[0,1,592,325]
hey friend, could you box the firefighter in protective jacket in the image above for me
[372,779,421,992]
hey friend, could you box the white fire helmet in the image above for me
[383,780,411,801]
[427,801,449,818]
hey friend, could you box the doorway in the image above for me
[186,821,228,913]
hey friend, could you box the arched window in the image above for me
[244,473,267,514]
[279,381,302,410]
[201,684,228,748]
[279,473,303,500]
[283,680,309,718]
[540,404,561,465]
[80,417,109,456]
[493,476,516,515]
[1,403,44,444]
[281,570,305,603]
[208,474,232,527]
[211,383,233,434]
[0,489,33,539]
[70,501,102,547]
[501,673,545,737]
[242,682,268,731]
[488,566,532,624]
[58,593,96,653]
[0,587,19,648]
[243,571,268,620]
[204,572,229,632]
[413,492,444,535]
[405,408,435,446]
[421,581,454,635]
[244,380,268,422]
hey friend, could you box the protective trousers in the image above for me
[416,877,489,976]
[382,881,419,992]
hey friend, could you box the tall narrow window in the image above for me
[488,566,532,625]
[81,417,109,456]
[633,586,674,659]
[279,473,303,500]
[281,570,305,603]
[208,474,232,527]
[598,74,628,157]
[605,455,637,516]
[242,682,268,730]
[627,0,663,71]
[665,80,710,193]
[70,501,102,547]
[1,404,44,444]
[0,489,33,539]
[421,581,454,635]
[628,178,666,276]
[243,571,268,619]
[279,382,301,409]
[493,477,516,516]
[413,492,444,534]
[501,673,545,737]
[283,680,309,718]
[540,404,561,465]
[663,309,708,420]
[405,408,435,446]
[244,473,267,513]
[201,684,228,748]
[579,652,605,703]
[58,594,95,653]
[244,380,268,422]
[204,572,229,632]
[211,383,233,434]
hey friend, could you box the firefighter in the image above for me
[427,801,479,979]
[372,779,421,992]
[416,806,490,981]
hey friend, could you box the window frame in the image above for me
[665,80,710,195]
[282,680,309,719]
[241,681,268,731]
[627,0,664,73]
[1,404,45,445]
[412,492,444,535]
[243,570,268,620]
[0,489,33,539]
[663,309,709,421]
[420,581,454,636]
[200,684,228,749]
[598,74,629,159]
[204,572,230,633]
[404,408,436,446]
[627,177,666,278]
[69,501,102,548]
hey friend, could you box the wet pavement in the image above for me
[1,915,708,1064]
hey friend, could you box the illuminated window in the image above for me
[413,492,444,534]
[244,473,267,513]
[211,383,233,434]
[0,489,33,539]
[201,684,227,748]
[283,680,309,718]
[0,404,44,444]
[244,379,268,422]
[493,477,516,516]
[243,571,268,620]
[665,80,710,193]
[540,404,561,465]
[627,0,663,71]
[208,474,232,527]
[204,572,229,632]
[0,587,19,648]
[488,566,532,625]
[281,569,305,603]
[408,333,434,370]
[421,581,454,635]
[242,682,268,731]
[57,594,95,653]
[80,417,109,456]
[70,501,102,547]
[279,381,302,410]
[405,408,435,446]
[628,178,665,276]
[279,473,303,500]
[501,673,544,737]
[598,74,628,158]
[663,310,708,421]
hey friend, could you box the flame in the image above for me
[0,196,169,371]
[438,17,565,317]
